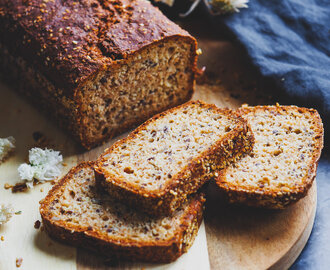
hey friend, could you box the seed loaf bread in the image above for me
[0,0,198,149]
[94,100,254,216]
[40,162,205,263]
[215,105,324,209]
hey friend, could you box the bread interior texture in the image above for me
[222,107,322,192]
[100,103,238,191]
[78,38,195,145]
[47,165,194,243]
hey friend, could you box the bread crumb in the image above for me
[4,183,13,189]
[12,182,28,193]
[16,258,23,268]
[34,220,41,229]
[40,188,44,192]
[1,235,4,241]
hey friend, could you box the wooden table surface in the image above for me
[0,20,316,270]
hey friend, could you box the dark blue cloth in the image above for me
[215,0,330,126]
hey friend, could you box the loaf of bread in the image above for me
[40,162,205,263]
[215,105,323,209]
[94,100,254,216]
[0,0,198,149]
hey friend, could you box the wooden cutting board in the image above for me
[0,27,316,270]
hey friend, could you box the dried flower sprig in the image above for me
[210,0,249,14]
[153,0,248,17]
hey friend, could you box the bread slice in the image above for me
[94,100,254,216]
[40,162,205,263]
[215,105,324,209]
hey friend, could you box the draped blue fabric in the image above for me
[217,0,330,125]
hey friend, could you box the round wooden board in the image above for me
[204,182,316,270]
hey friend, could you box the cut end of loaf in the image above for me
[216,105,324,208]
[77,37,197,149]
[40,162,205,262]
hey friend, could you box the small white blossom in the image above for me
[0,204,14,225]
[211,0,249,13]
[0,136,15,164]
[178,0,249,18]
[18,148,63,188]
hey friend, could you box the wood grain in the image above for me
[205,182,316,270]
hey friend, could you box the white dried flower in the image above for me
[0,204,14,225]
[0,136,15,164]
[179,0,248,18]
[18,148,63,188]
[211,0,249,13]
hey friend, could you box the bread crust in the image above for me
[94,100,254,216]
[215,105,324,209]
[0,0,198,149]
[40,162,205,263]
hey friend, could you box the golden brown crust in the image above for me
[94,100,254,216]
[39,162,205,263]
[0,0,196,92]
[215,105,324,209]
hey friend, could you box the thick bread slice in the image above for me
[94,100,254,216]
[215,105,324,209]
[40,162,205,263]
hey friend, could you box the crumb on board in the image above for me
[34,220,41,229]
[4,183,13,189]
[16,258,23,268]
[12,182,28,193]
[1,236,4,241]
